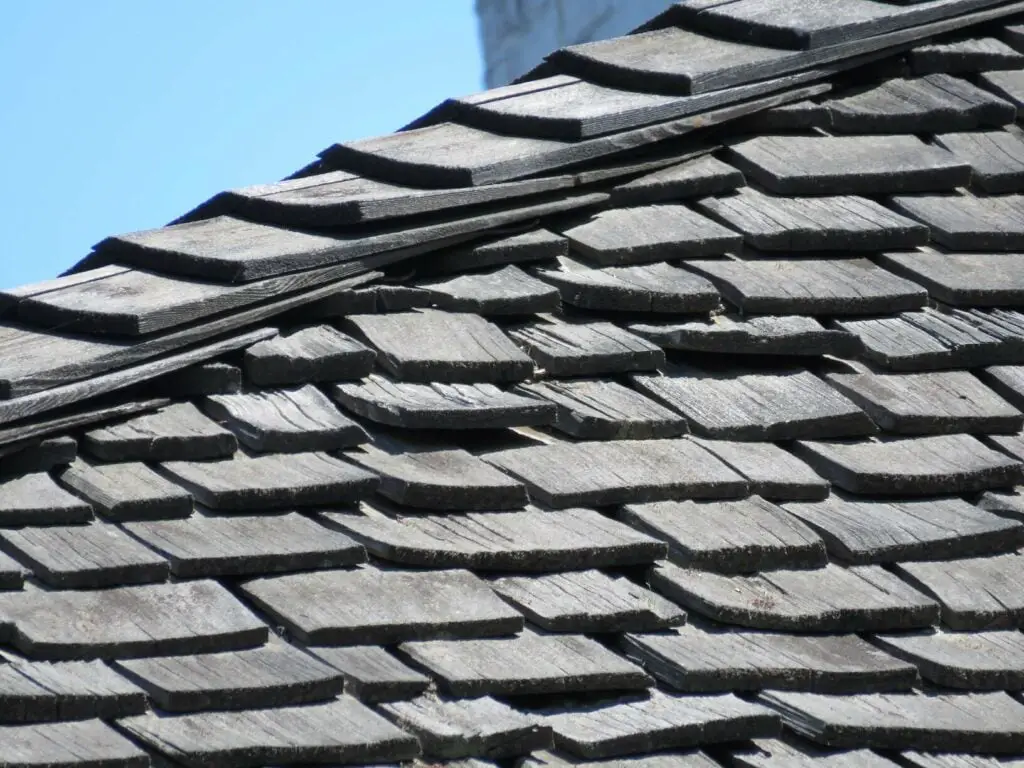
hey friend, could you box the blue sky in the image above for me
[0,1,481,288]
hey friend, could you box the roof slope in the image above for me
[3,1,1024,766]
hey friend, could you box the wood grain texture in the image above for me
[691,437,831,501]
[525,749,720,768]
[823,74,1015,133]
[650,561,939,632]
[488,569,685,633]
[874,628,1024,690]
[0,719,149,767]
[696,187,929,251]
[159,451,378,511]
[0,580,267,660]
[619,496,827,573]
[910,36,1024,74]
[119,696,420,768]
[0,522,168,589]
[630,314,864,357]
[482,438,748,508]
[321,84,828,187]
[731,738,900,767]
[508,319,665,377]
[241,566,523,645]
[878,250,1024,306]
[542,690,779,759]
[825,368,1023,434]
[57,458,193,522]
[330,375,556,429]
[783,494,1024,564]
[933,128,1024,193]
[345,447,528,510]
[633,364,876,441]
[623,624,916,694]
[380,695,551,760]
[412,265,561,315]
[82,401,236,462]
[792,433,1024,495]
[243,324,374,386]
[533,256,720,313]
[204,384,367,452]
[152,362,241,396]
[346,309,533,383]
[889,193,1024,250]
[610,155,744,206]
[0,473,93,526]
[560,204,741,266]
[322,504,666,571]
[113,638,344,712]
[400,628,652,697]
[727,134,969,196]
[422,228,567,275]
[310,645,429,703]
[980,68,1024,108]
[515,378,689,440]
[894,553,1024,630]
[759,690,1024,753]
[124,511,366,578]
[0,658,145,723]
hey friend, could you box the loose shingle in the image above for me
[489,570,685,633]
[893,553,1024,630]
[347,446,527,510]
[759,690,1024,753]
[310,645,430,702]
[825,368,1022,434]
[0,580,267,660]
[623,624,916,694]
[933,129,1024,193]
[323,505,666,571]
[203,384,367,452]
[783,494,1024,565]
[159,451,377,511]
[0,473,92,526]
[81,402,236,462]
[611,155,744,206]
[823,74,1015,133]
[0,437,77,478]
[124,511,365,578]
[424,228,567,275]
[533,256,720,313]
[683,438,825,502]
[873,629,1024,690]
[696,187,929,251]
[155,361,241,396]
[412,265,561,315]
[57,458,192,521]
[619,497,827,573]
[113,638,343,712]
[241,566,523,645]
[508,320,665,377]
[244,324,374,386]
[400,629,653,696]
[331,375,556,429]
[879,251,1024,307]
[559,205,741,266]
[682,258,927,316]
[542,691,779,759]
[910,36,1024,74]
[0,719,149,768]
[632,365,876,441]
[889,193,1024,250]
[630,314,863,357]
[482,439,748,508]
[516,379,689,440]
[792,434,1024,495]
[650,561,939,632]
[381,695,552,760]
[727,135,969,195]
[0,522,168,588]
[119,696,420,768]
[346,309,533,383]
[0,658,146,723]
